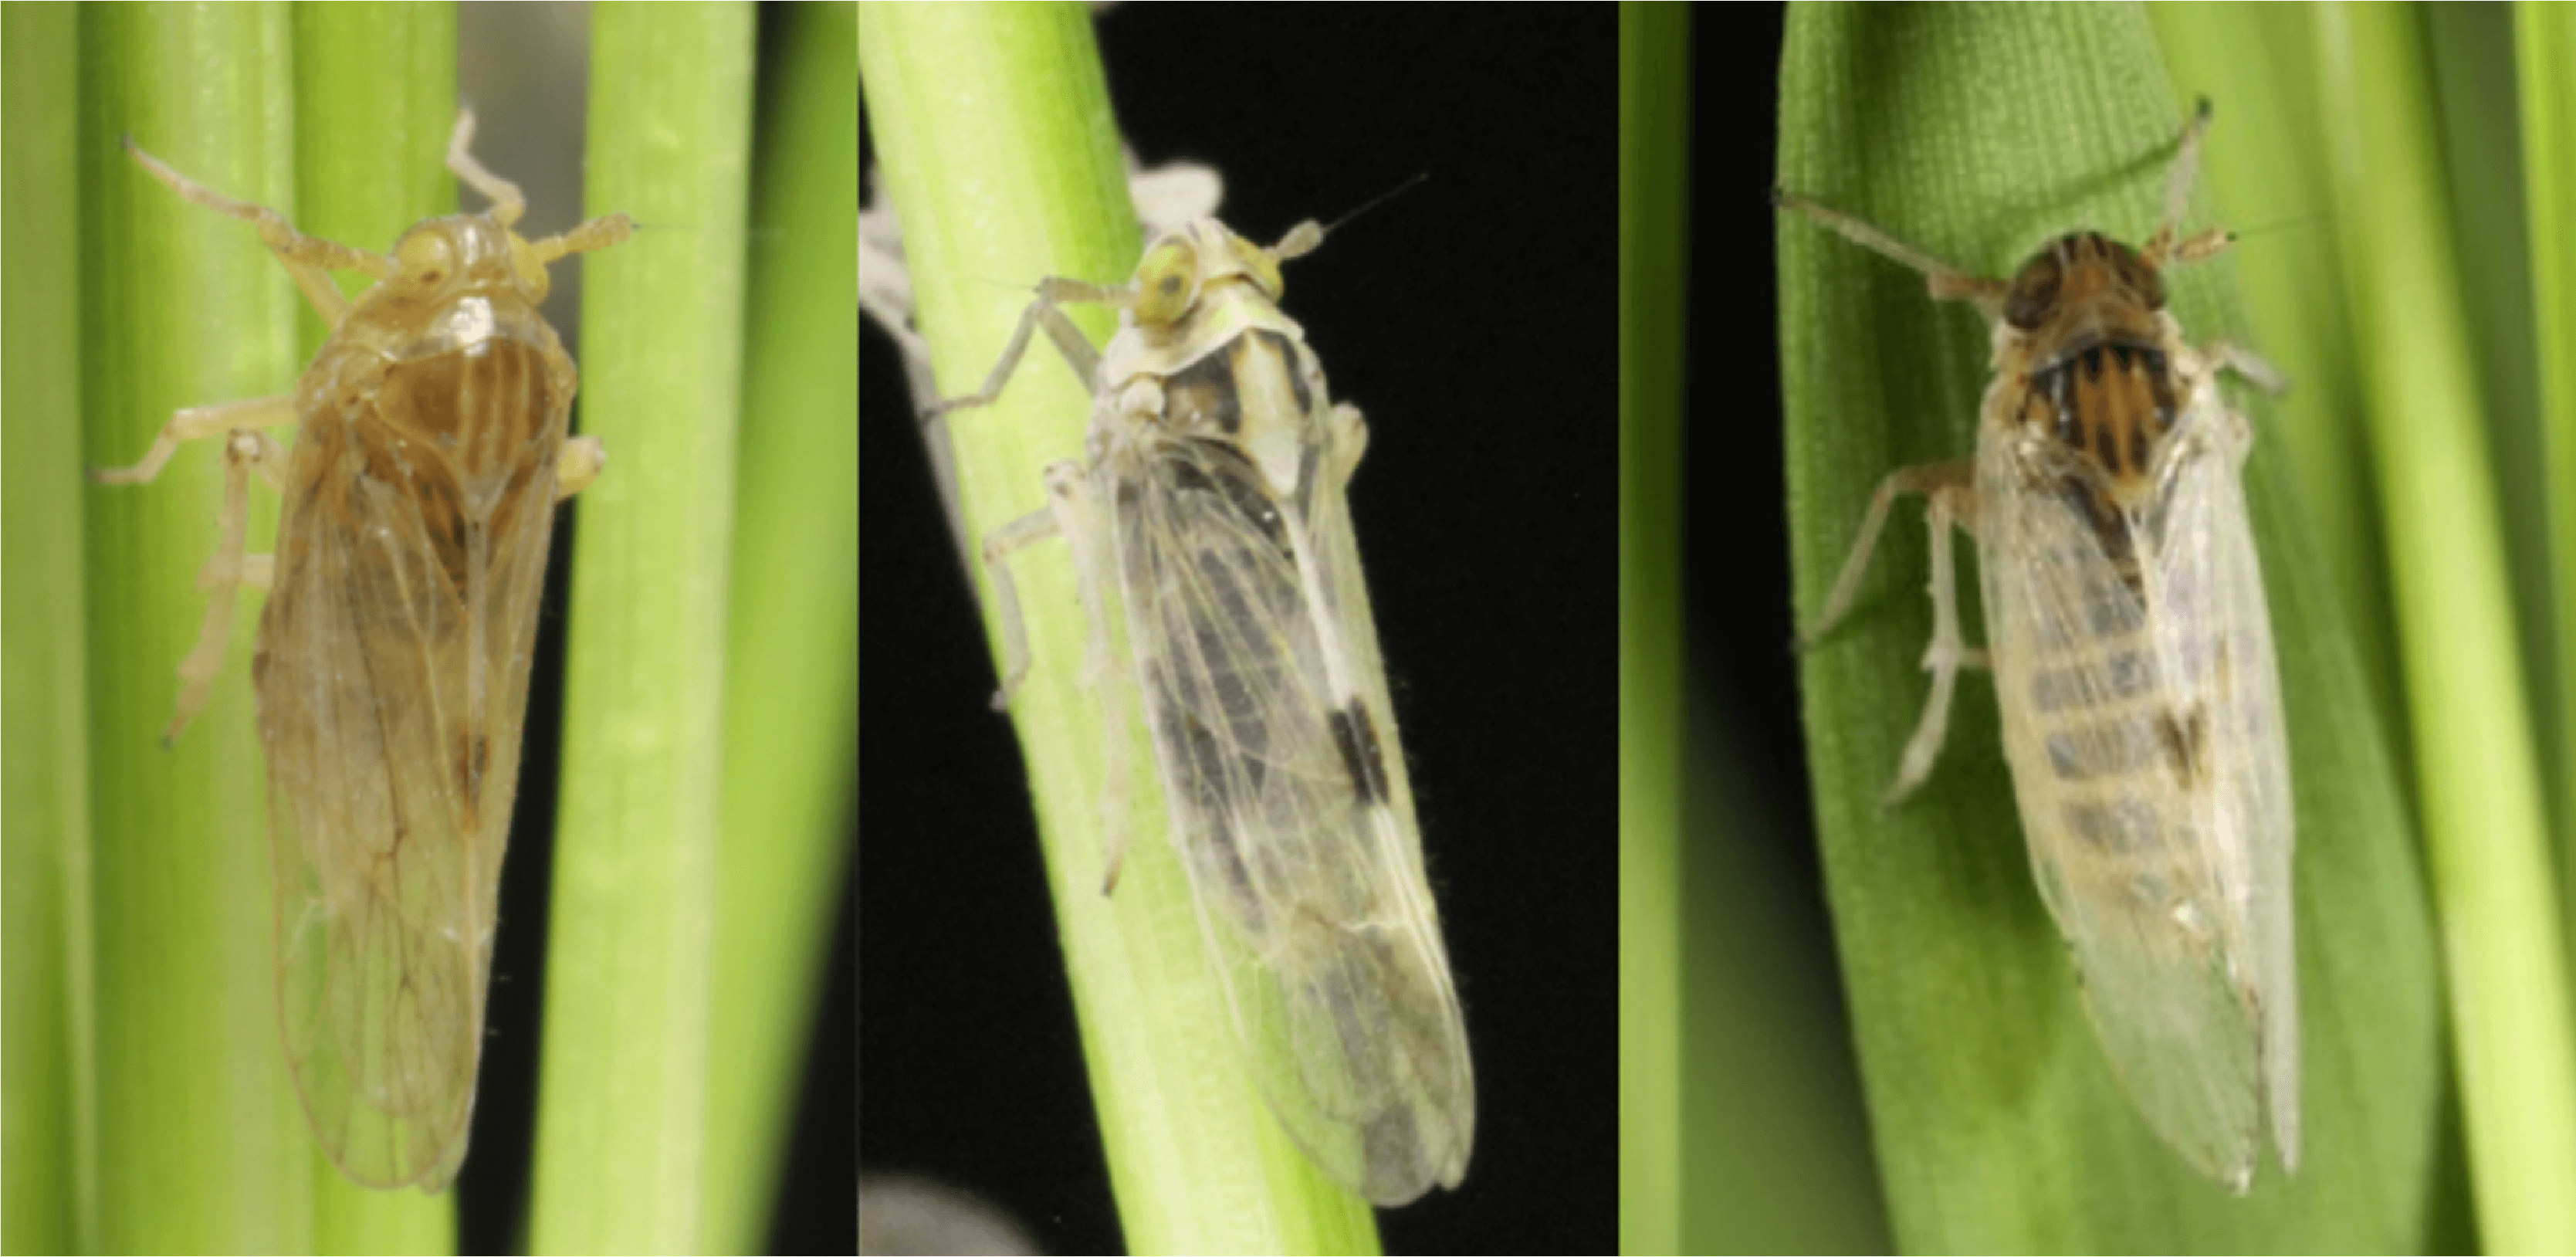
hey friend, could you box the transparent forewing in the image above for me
[1975,384,2296,1188]
[2147,391,2298,1171]
[1293,396,1478,1192]
[1108,421,1474,1206]
[255,337,567,1190]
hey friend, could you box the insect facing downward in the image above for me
[91,110,631,1191]
[1777,100,2298,1191]
[926,217,1475,1206]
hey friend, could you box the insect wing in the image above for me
[1294,390,1479,1200]
[1975,385,2297,1188]
[1109,378,1474,1206]
[256,339,570,1190]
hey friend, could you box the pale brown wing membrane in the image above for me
[259,331,569,1190]
[93,110,624,1193]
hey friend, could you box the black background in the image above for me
[863,8,1622,1253]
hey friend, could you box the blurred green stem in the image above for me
[1618,3,1686,1253]
[2318,5,2576,1247]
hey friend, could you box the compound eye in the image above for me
[394,230,459,291]
[2003,252,2062,330]
[1132,236,1200,326]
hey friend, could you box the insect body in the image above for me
[1779,100,2297,1191]
[92,110,631,1191]
[929,218,1474,1206]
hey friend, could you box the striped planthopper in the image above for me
[1778,99,2298,1193]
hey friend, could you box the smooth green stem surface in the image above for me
[532,4,755,1250]
[2320,6,2576,1249]
[1617,4,1685,1253]
[700,2,859,1249]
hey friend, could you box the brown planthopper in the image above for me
[90,109,631,1191]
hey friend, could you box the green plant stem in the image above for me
[2318,6,2576,1248]
[700,2,858,1249]
[2519,0,2576,991]
[531,4,755,1249]
[4,5,91,1252]
[77,8,313,1248]
[1618,4,1686,1253]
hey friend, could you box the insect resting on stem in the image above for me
[90,108,632,1191]
[1778,98,2299,1193]
[921,206,1475,1207]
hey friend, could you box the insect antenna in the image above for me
[1270,171,1431,263]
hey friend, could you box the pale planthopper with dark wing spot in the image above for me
[925,212,1475,1207]
[1777,100,2299,1193]
[90,109,631,1191]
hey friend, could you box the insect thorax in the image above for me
[1992,229,2198,520]
[289,327,571,617]
[1101,296,1322,506]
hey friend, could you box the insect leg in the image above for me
[919,280,1122,426]
[1770,191,2008,317]
[440,108,524,227]
[2144,97,2217,265]
[1885,483,1986,804]
[89,394,296,486]
[1042,466,1136,893]
[2199,340,2287,395]
[123,139,391,327]
[981,460,1126,705]
[193,429,292,594]
[161,430,280,746]
[979,462,1135,892]
[1325,403,1369,488]
[556,436,609,501]
[1800,459,1973,648]
[980,482,1070,711]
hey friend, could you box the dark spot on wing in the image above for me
[2156,705,2210,787]
[1329,700,1391,808]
